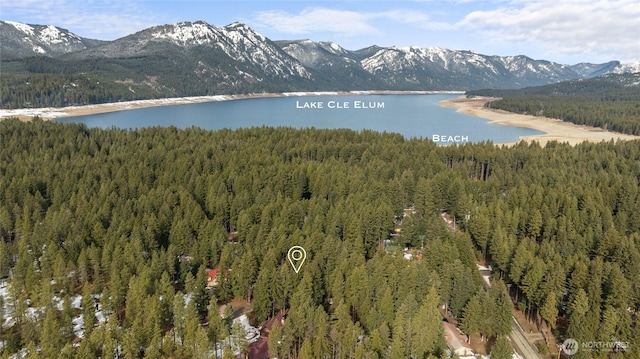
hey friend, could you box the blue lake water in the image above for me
[56,94,544,144]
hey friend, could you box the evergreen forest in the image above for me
[0,120,639,358]
[467,73,640,136]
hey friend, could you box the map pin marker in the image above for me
[287,246,307,273]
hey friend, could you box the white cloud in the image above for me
[253,7,444,37]
[458,0,640,62]
[254,8,378,36]
[1,0,159,40]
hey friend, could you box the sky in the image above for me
[1,0,639,65]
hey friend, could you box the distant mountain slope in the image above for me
[0,20,105,60]
[57,21,315,94]
[64,21,312,81]
[1,19,639,108]
[467,73,640,135]
[276,39,384,89]
[568,61,622,78]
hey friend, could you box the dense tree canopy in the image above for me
[0,120,639,358]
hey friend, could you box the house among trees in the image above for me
[207,268,219,288]
[443,321,474,357]
[259,310,285,337]
[248,311,286,359]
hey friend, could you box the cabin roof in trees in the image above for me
[260,310,286,336]
[443,321,474,357]
[207,268,219,287]
[248,337,268,359]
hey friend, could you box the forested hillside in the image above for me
[1,55,268,109]
[467,73,640,135]
[0,121,639,358]
[0,71,171,109]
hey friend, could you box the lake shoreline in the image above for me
[438,96,640,146]
[3,92,638,146]
[0,90,461,121]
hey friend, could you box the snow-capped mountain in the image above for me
[613,61,640,74]
[276,39,383,89]
[278,40,639,90]
[0,20,104,59]
[64,21,312,81]
[355,46,616,89]
[2,19,639,96]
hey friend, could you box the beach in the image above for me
[439,96,640,146]
[0,93,274,121]
[2,92,638,146]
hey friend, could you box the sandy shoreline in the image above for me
[2,92,638,146]
[439,96,640,146]
[0,90,459,121]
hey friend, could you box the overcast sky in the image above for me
[2,0,639,64]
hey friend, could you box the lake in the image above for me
[56,94,544,144]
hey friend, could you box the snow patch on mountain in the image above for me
[1,20,105,59]
[614,61,640,74]
[5,20,35,36]
[39,25,80,44]
[151,21,218,46]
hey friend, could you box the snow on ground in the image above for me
[213,314,260,357]
[71,294,82,309]
[1,280,106,343]
[71,293,106,339]
[73,315,85,339]
[183,292,193,306]
[9,348,28,359]
[282,91,340,96]
[0,282,13,328]
[234,314,260,342]
[477,264,493,271]
[0,95,230,120]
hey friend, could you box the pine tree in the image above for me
[173,293,186,344]
[299,338,314,359]
[268,322,284,358]
[193,264,210,319]
[222,344,236,359]
[389,336,406,359]
[82,283,96,337]
[569,288,589,318]
[252,258,275,322]
[460,295,481,342]
[540,291,557,331]
[184,300,202,357]
[207,296,223,356]
[490,335,514,359]
[231,321,249,359]
[491,282,513,336]
[312,305,331,358]
[468,212,490,261]
[411,287,445,357]
[41,308,65,358]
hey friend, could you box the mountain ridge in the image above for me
[2,19,639,108]
[0,20,106,60]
